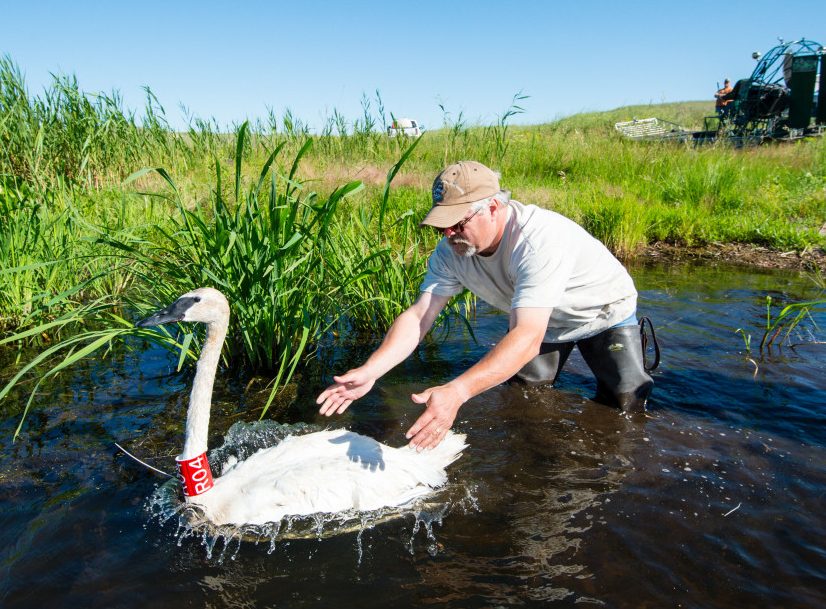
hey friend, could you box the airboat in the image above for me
[616,38,825,145]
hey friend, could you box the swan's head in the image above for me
[137,287,230,328]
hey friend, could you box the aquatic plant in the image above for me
[484,90,529,165]
[0,56,183,189]
[734,327,752,352]
[437,102,468,168]
[759,293,825,350]
[1,124,346,433]
[2,56,826,435]
[736,272,825,357]
[322,137,473,334]
[3,52,824,261]
[0,177,144,338]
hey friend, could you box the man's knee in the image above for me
[511,342,573,386]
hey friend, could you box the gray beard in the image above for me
[449,238,477,257]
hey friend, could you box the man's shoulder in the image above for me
[505,201,578,265]
[510,201,577,236]
[510,200,610,262]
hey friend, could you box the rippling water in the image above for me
[0,262,824,608]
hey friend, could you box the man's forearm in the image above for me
[446,324,544,402]
[362,308,433,378]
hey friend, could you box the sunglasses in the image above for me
[441,208,481,233]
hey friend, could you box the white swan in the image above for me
[137,287,466,526]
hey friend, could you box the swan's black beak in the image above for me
[136,296,201,328]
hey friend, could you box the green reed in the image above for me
[2,68,824,326]
[105,125,365,397]
[0,56,187,190]
[759,293,825,351]
[735,269,825,357]
[0,123,446,436]
[0,179,127,337]
[4,54,822,260]
[321,137,475,335]
[2,58,825,436]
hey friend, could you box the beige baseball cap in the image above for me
[421,161,500,228]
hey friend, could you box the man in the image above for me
[317,161,653,449]
[715,78,734,117]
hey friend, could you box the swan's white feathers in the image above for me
[192,429,467,526]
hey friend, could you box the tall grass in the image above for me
[3,55,823,260]
[0,125,456,437]
[78,124,366,409]
[323,139,474,334]
[0,177,142,338]
[0,57,178,189]
[1,57,825,437]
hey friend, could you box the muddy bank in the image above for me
[638,242,826,272]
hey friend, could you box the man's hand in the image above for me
[406,383,467,451]
[316,293,450,418]
[316,367,376,416]
[404,306,551,449]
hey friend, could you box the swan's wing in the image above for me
[198,430,466,525]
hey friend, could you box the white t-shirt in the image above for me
[419,200,637,342]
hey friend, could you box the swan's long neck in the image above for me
[181,319,227,460]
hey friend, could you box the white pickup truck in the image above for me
[387,118,423,137]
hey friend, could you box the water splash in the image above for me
[146,420,477,561]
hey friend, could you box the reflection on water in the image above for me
[0,262,825,609]
[408,387,642,606]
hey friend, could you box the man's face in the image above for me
[441,202,498,257]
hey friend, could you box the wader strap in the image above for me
[639,317,661,372]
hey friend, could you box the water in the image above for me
[1,262,824,608]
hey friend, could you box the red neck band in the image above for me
[176,452,214,497]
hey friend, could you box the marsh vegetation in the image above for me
[1,58,824,432]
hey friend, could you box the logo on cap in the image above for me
[432,178,445,203]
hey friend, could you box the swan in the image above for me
[137,287,467,526]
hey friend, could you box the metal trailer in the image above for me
[614,118,689,141]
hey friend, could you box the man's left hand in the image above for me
[406,384,466,451]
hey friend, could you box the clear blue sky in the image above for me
[3,1,825,131]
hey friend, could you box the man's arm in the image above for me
[406,306,552,450]
[316,291,451,416]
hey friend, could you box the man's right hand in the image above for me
[316,367,376,416]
